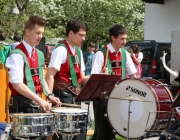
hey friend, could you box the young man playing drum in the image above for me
[6,15,61,140]
[45,19,89,140]
[91,24,137,140]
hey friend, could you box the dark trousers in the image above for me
[9,96,47,140]
[53,89,77,104]
[53,89,86,140]
[91,100,116,140]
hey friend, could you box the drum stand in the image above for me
[84,101,91,140]
[58,132,79,140]
[127,99,132,140]
[143,108,180,139]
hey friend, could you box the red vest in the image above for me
[102,46,122,75]
[54,40,82,85]
[9,43,42,96]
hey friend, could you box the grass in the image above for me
[90,121,126,140]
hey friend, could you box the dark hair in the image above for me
[66,19,86,36]
[0,33,6,41]
[24,15,46,33]
[109,24,127,42]
[13,35,21,42]
[130,44,139,53]
[88,42,95,48]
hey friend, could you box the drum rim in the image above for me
[12,113,55,116]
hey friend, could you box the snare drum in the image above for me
[51,108,90,132]
[11,113,55,137]
[107,78,178,139]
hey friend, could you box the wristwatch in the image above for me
[47,93,55,100]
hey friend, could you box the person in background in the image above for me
[5,15,61,140]
[83,42,96,75]
[130,44,143,78]
[91,24,137,140]
[45,19,89,140]
[11,35,21,50]
[0,32,10,64]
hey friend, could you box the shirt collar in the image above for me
[107,43,121,53]
[66,40,75,55]
[22,40,35,57]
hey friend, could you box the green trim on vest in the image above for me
[11,49,48,96]
[56,44,81,87]
[121,48,126,79]
[100,47,126,79]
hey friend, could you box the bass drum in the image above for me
[107,78,178,139]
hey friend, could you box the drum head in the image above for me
[107,79,157,138]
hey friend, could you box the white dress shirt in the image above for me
[91,43,137,76]
[6,40,35,83]
[48,41,85,71]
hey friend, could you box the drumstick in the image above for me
[52,103,81,108]
[102,49,109,72]
[62,103,81,107]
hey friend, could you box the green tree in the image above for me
[0,0,145,45]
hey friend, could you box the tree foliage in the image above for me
[0,0,145,44]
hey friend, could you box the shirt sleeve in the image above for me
[91,51,104,74]
[48,47,67,71]
[5,53,24,83]
[125,51,137,76]
[80,50,85,71]
[138,52,143,61]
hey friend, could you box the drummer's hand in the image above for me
[100,67,108,74]
[38,99,51,112]
[48,96,62,107]
[129,74,137,79]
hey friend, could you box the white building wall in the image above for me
[145,0,180,42]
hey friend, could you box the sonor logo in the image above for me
[126,86,147,98]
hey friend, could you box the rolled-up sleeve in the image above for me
[91,51,104,74]
[48,47,67,71]
[80,50,85,71]
[5,53,24,83]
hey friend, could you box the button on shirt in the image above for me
[6,40,36,84]
[91,43,137,76]
[48,41,85,71]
